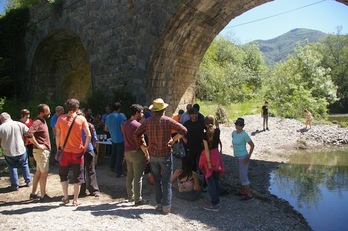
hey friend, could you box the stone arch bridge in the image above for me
[25,0,348,114]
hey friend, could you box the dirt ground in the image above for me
[4,115,339,231]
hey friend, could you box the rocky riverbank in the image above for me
[0,115,347,231]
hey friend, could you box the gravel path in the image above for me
[1,115,347,231]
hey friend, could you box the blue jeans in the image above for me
[150,155,173,211]
[5,152,31,188]
[110,142,124,177]
[206,171,220,205]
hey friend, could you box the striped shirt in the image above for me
[134,113,187,157]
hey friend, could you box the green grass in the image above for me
[196,99,262,123]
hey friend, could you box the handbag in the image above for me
[55,115,78,163]
[171,140,186,158]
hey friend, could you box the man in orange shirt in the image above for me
[55,98,91,206]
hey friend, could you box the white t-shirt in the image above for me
[0,119,28,157]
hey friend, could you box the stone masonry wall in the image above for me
[23,0,304,114]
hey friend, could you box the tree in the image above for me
[6,0,43,9]
[318,29,348,113]
[196,36,267,104]
[261,45,337,118]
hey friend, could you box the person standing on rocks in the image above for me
[304,109,313,129]
[0,112,31,191]
[232,117,255,202]
[261,101,269,131]
[134,98,187,214]
[26,104,52,202]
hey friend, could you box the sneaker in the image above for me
[125,198,134,203]
[134,199,149,206]
[29,193,41,200]
[202,202,220,211]
[240,195,255,202]
[92,192,101,197]
[162,209,171,215]
[155,204,162,211]
[8,186,19,191]
[25,182,31,187]
[40,194,52,203]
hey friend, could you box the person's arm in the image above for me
[203,139,212,169]
[244,140,255,162]
[82,119,91,152]
[28,136,46,150]
[172,169,180,182]
[55,128,61,149]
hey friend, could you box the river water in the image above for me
[269,149,348,231]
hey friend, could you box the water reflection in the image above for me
[269,150,348,231]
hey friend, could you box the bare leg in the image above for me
[73,183,81,202]
[31,170,41,194]
[61,181,69,199]
[39,172,49,196]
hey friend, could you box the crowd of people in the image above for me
[0,97,261,213]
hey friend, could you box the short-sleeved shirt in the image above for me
[56,114,89,153]
[184,119,205,152]
[232,130,251,157]
[123,119,142,152]
[0,119,28,157]
[26,117,51,150]
[134,113,187,157]
[202,128,220,150]
[50,114,58,128]
[105,112,125,143]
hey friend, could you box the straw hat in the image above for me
[149,98,169,111]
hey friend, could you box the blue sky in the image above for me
[220,0,348,44]
[1,0,347,43]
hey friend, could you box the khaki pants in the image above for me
[125,150,146,202]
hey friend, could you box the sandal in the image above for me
[60,197,70,205]
[72,200,81,207]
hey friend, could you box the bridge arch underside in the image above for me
[148,0,348,114]
[30,30,91,103]
[148,0,271,113]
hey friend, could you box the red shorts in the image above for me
[60,151,84,166]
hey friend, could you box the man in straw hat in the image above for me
[134,98,187,214]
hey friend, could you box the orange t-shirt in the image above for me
[171,115,180,134]
[56,114,89,153]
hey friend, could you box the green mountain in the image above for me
[252,28,327,67]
